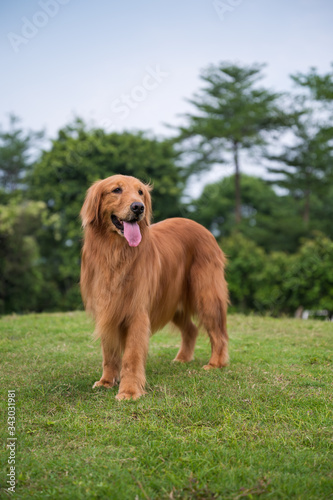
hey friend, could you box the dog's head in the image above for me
[81,174,152,247]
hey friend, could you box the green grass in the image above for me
[0,312,332,499]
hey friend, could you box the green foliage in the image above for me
[291,63,333,102]
[285,233,333,313]
[221,232,333,316]
[310,184,333,240]
[0,114,44,194]
[221,233,265,312]
[267,120,333,225]
[267,66,333,225]
[254,251,293,315]
[176,62,292,222]
[30,120,183,222]
[0,201,59,314]
[179,62,287,148]
[190,174,305,252]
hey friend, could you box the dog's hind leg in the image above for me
[172,310,198,363]
[199,296,229,369]
[191,263,229,369]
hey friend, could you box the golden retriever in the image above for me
[80,174,229,400]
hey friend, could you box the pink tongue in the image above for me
[123,221,142,247]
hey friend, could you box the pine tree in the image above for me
[268,65,333,226]
[0,115,44,193]
[176,62,291,223]
[267,121,333,225]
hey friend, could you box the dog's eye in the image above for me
[138,189,143,195]
[112,187,122,194]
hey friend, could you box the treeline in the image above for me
[191,176,333,315]
[0,62,333,316]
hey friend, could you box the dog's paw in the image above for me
[173,355,194,363]
[202,364,217,370]
[115,389,147,401]
[92,378,118,389]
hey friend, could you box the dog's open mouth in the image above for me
[111,215,142,247]
[111,215,124,232]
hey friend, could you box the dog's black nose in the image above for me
[130,202,144,216]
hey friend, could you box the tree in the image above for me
[28,119,184,311]
[0,201,58,314]
[221,233,266,312]
[267,121,333,226]
[292,64,333,102]
[175,62,291,223]
[310,183,333,241]
[254,250,292,316]
[189,174,304,252]
[220,231,333,316]
[0,115,44,195]
[267,66,333,226]
[285,233,333,314]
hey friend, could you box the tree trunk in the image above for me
[233,141,241,224]
[303,189,310,227]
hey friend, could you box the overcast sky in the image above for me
[1,0,332,192]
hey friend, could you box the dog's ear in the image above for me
[81,180,103,228]
[143,182,153,226]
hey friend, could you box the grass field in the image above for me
[0,312,332,499]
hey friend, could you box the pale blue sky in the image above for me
[1,0,332,190]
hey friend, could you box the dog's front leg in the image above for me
[93,333,121,389]
[116,313,150,401]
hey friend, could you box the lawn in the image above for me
[0,312,332,499]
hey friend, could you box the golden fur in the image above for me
[80,174,229,400]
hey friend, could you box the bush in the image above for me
[0,202,48,313]
[221,232,333,317]
[253,251,292,315]
[285,233,333,313]
[221,232,266,312]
